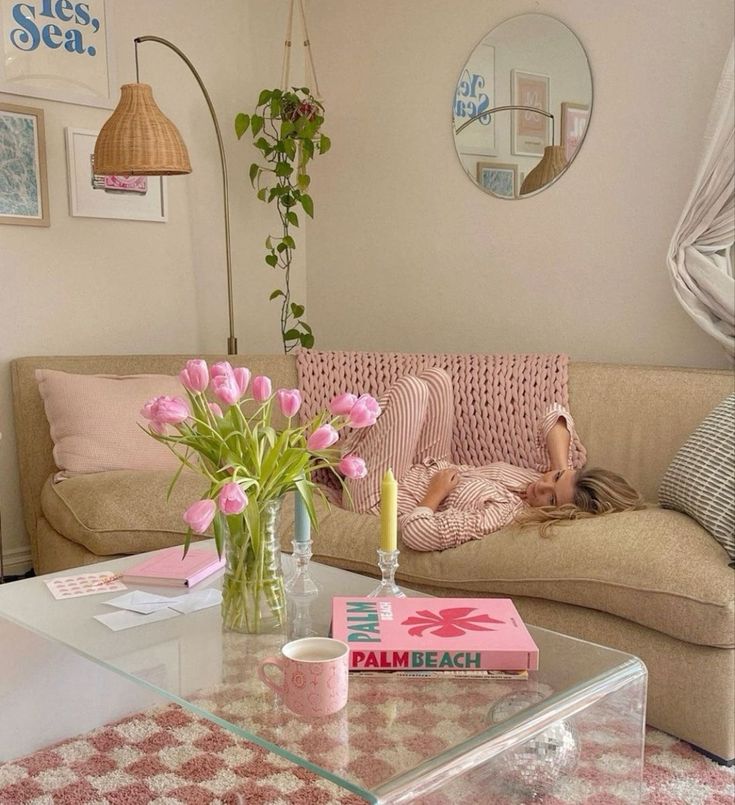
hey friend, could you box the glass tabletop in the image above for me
[0,543,645,803]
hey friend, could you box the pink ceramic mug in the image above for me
[257,637,350,717]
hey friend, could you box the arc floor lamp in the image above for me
[456,106,567,195]
[93,36,238,355]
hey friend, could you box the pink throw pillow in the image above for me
[36,369,183,478]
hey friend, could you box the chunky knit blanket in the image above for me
[297,350,586,490]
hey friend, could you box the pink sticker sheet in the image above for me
[45,572,127,600]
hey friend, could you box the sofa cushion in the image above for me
[293,500,734,648]
[659,393,735,560]
[36,369,183,478]
[41,470,210,556]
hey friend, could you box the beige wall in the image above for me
[0,0,301,571]
[306,0,734,368]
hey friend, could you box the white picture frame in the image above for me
[0,0,116,108]
[454,43,496,156]
[511,69,550,157]
[65,128,167,222]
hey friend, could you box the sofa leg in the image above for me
[689,743,735,766]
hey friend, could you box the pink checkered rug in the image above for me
[0,703,732,804]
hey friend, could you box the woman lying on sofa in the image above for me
[343,368,644,551]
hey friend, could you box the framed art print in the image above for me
[65,128,167,222]
[0,102,49,226]
[477,161,517,199]
[454,43,496,156]
[561,102,590,162]
[0,0,115,108]
[511,69,550,157]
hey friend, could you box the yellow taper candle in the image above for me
[380,468,398,552]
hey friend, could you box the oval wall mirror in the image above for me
[453,14,592,200]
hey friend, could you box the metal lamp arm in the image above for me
[135,35,236,355]
[455,105,555,146]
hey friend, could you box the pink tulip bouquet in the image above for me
[141,359,379,633]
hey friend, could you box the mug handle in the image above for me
[257,655,286,695]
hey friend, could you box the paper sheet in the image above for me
[94,588,223,630]
[94,608,180,632]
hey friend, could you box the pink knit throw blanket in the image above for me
[297,350,586,488]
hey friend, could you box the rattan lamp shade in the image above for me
[520,145,567,195]
[93,83,192,175]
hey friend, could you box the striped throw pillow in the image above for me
[659,393,735,560]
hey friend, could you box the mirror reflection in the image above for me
[453,14,592,199]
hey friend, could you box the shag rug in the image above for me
[0,704,732,804]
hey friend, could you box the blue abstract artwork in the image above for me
[0,110,40,216]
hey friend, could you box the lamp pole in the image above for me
[134,36,237,355]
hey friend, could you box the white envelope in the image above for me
[103,591,177,614]
[168,588,222,614]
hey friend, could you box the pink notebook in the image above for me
[332,597,539,671]
[122,547,225,587]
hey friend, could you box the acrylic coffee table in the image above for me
[0,543,647,803]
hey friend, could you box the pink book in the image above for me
[122,546,225,587]
[331,597,539,671]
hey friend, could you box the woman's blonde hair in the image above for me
[515,467,646,537]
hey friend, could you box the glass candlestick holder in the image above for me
[285,539,320,597]
[367,548,406,598]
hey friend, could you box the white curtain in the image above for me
[667,42,735,360]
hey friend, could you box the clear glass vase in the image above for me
[221,498,287,634]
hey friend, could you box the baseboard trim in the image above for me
[1,545,33,577]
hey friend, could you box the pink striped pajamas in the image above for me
[344,368,582,552]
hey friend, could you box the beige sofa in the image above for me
[11,353,735,762]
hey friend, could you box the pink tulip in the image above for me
[210,361,234,379]
[252,375,272,402]
[329,392,358,416]
[233,367,251,395]
[141,395,189,426]
[218,482,248,515]
[183,499,216,534]
[179,359,209,393]
[339,454,367,479]
[211,362,250,405]
[276,388,302,417]
[347,394,380,428]
[307,424,339,451]
[208,402,223,418]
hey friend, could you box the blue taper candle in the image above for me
[294,491,310,543]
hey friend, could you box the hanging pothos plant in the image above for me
[235,87,330,353]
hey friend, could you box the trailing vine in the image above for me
[235,87,330,353]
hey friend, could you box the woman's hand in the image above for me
[419,468,460,511]
[546,418,571,471]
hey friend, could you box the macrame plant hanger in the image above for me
[280,0,322,99]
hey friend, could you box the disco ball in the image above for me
[489,691,581,799]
